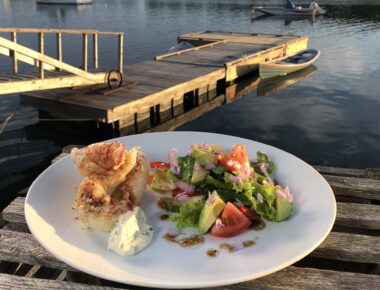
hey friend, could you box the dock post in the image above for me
[118,34,123,73]
[93,33,98,69]
[56,32,62,71]
[11,32,18,74]
[38,32,44,79]
[82,33,88,71]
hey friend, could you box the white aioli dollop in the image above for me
[107,207,153,256]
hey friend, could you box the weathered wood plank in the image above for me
[2,198,25,223]
[0,28,122,35]
[336,202,380,229]
[312,232,380,264]
[0,266,379,290]
[0,226,378,268]
[155,39,226,60]
[4,198,380,231]
[315,166,380,179]
[0,272,119,289]
[1,222,30,233]
[179,32,299,45]
[0,230,75,270]
[251,266,380,290]
[324,175,380,200]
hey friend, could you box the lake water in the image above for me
[1,0,380,205]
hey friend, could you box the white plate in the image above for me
[25,131,336,288]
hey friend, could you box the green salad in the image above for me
[150,143,293,238]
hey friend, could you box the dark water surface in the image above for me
[1,0,380,205]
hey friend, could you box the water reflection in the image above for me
[257,65,317,97]
[36,3,92,24]
[251,14,319,26]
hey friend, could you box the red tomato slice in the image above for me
[210,202,251,238]
[150,161,170,170]
[237,206,258,219]
[219,144,249,172]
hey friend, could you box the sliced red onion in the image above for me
[275,186,293,203]
[207,192,216,204]
[205,161,216,170]
[167,228,179,237]
[231,241,245,251]
[215,218,225,229]
[260,163,274,185]
[175,192,190,202]
[168,148,180,175]
[176,180,195,194]
[234,198,244,208]
[229,173,242,184]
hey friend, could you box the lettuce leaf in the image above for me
[171,197,205,228]
[177,155,196,184]
[252,183,277,220]
[252,151,276,175]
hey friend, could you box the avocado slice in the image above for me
[191,161,208,184]
[275,196,293,221]
[191,148,218,166]
[198,191,226,234]
[151,168,177,191]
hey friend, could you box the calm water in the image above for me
[1,0,380,205]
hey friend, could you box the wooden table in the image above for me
[1,150,379,289]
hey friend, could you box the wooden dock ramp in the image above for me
[20,31,308,133]
[0,28,124,94]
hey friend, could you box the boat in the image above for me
[259,49,320,79]
[257,65,317,97]
[252,1,326,16]
[37,0,92,4]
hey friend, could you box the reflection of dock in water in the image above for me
[257,65,317,97]
[142,75,262,134]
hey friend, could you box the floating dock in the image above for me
[20,31,308,133]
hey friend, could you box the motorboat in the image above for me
[37,0,92,4]
[253,1,326,16]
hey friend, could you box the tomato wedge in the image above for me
[237,206,258,219]
[210,202,251,238]
[219,144,249,172]
[150,161,170,170]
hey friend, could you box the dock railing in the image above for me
[0,28,124,94]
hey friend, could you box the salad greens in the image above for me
[151,143,294,234]
[171,196,205,229]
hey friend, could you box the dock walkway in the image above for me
[21,31,307,133]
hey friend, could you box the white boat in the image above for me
[37,0,92,4]
[259,49,320,79]
[253,1,326,16]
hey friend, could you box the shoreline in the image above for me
[253,0,380,5]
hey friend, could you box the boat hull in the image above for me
[259,50,320,79]
[254,6,319,16]
[37,0,92,4]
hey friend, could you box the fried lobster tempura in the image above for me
[71,141,149,231]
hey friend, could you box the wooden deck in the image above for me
[20,31,308,133]
[0,148,379,289]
